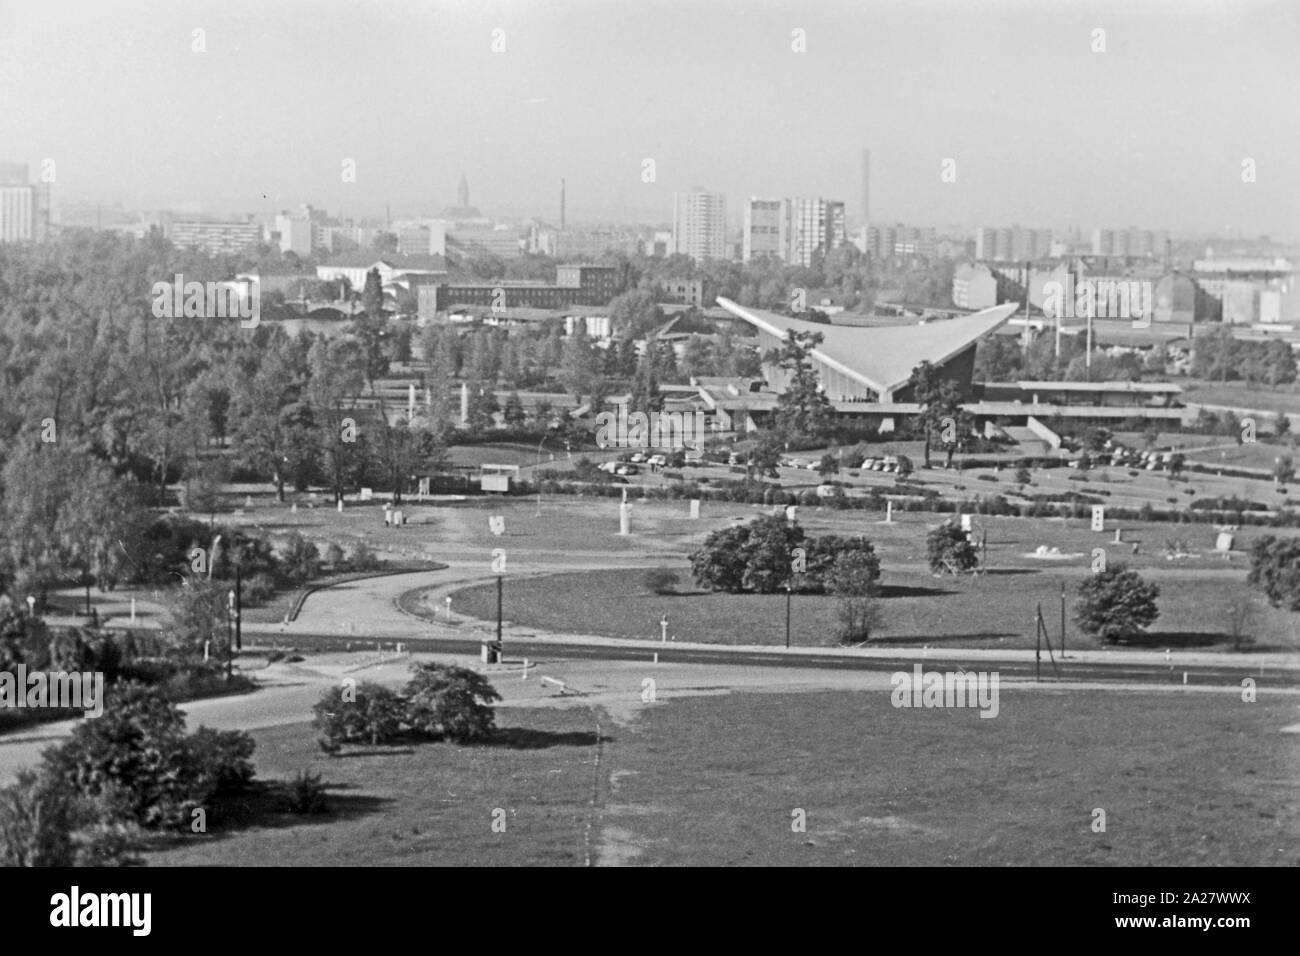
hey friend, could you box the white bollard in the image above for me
[130,597,136,623]
[653,652,659,665]
[690,499,700,520]
[522,658,528,680]
[337,499,344,513]
[885,500,893,523]
[619,503,631,535]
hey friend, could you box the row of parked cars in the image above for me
[779,456,902,473]
[1069,441,1178,471]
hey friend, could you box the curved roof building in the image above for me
[715,297,1019,403]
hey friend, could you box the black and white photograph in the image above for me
[0,0,1295,918]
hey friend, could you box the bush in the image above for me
[405,663,502,744]
[926,520,979,575]
[1075,564,1160,644]
[278,533,321,585]
[313,681,406,750]
[41,682,255,831]
[323,542,346,568]
[242,572,277,606]
[0,771,73,866]
[286,770,329,815]
[349,542,382,572]
[184,727,256,797]
[644,567,680,595]
[0,770,143,868]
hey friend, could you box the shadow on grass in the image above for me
[979,568,1042,577]
[143,781,392,849]
[873,631,1014,645]
[874,584,954,599]
[1119,630,1227,649]
[486,727,603,749]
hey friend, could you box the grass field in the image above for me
[600,688,1300,866]
[140,686,1300,866]
[145,704,601,866]
[431,505,1300,651]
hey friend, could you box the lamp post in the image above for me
[495,573,504,664]
[226,588,234,684]
[785,581,792,649]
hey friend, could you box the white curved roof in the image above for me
[716,297,1020,397]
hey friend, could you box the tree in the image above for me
[825,550,883,644]
[1015,466,1032,486]
[1168,453,1186,479]
[165,576,228,663]
[1224,591,1257,652]
[926,520,978,575]
[688,524,751,593]
[1247,535,1300,611]
[1074,564,1160,644]
[817,454,839,479]
[895,454,914,479]
[405,662,502,743]
[1274,455,1295,485]
[746,433,783,480]
[502,392,527,428]
[767,330,832,440]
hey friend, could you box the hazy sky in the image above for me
[2,0,1297,237]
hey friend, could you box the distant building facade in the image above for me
[167,219,262,256]
[672,189,728,262]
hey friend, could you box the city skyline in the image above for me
[1,0,1297,239]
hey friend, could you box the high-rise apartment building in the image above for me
[672,189,728,262]
[790,197,846,267]
[742,197,792,262]
[0,185,35,243]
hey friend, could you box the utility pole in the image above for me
[1060,581,1066,657]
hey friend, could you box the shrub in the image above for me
[278,533,321,585]
[242,572,277,606]
[323,542,346,568]
[1014,467,1032,485]
[184,726,256,797]
[1074,564,1160,644]
[405,663,502,744]
[349,542,382,571]
[926,521,979,575]
[644,567,680,595]
[286,770,329,815]
[41,682,254,831]
[313,682,405,749]
[0,771,73,866]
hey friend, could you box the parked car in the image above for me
[630,453,647,463]
[648,454,668,466]
[598,461,619,474]
[616,464,640,476]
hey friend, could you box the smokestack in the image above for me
[560,178,566,230]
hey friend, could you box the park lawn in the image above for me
[599,688,1300,866]
[143,687,1300,866]
[442,563,1299,651]
[1179,380,1300,417]
[143,704,601,867]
